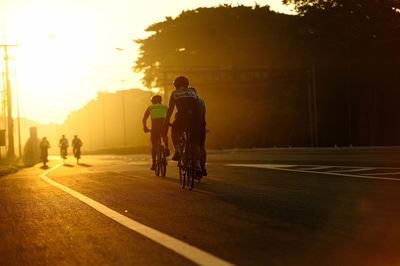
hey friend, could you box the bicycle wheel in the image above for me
[183,130,195,190]
[75,149,81,164]
[160,146,167,177]
[178,159,185,187]
[180,166,186,188]
[155,145,161,176]
[189,169,195,190]
[179,133,187,188]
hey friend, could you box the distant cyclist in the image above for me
[191,87,207,176]
[58,134,69,159]
[40,137,50,167]
[142,95,170,170]
[72,135,83,162]
[165,76,202,171]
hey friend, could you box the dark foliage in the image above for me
[134,3,400,147]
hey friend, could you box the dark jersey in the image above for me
[170,88,199,114]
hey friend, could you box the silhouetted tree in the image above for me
[135,5,303,88]
[133,3,400,147]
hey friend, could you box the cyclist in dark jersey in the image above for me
[143,95,170,170]
[165,76,202,171]
[191,87,207,176]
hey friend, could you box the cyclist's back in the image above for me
[171,88,200,116]
[72,136,82,148]
[165,76,202,170]
[59,134,69,158]
[59,135,68,149]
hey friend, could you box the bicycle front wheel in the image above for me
[189,169,195,190]
[179,162,186,188]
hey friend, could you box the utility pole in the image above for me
[163,71,168,105]
[15,71,22,158]
[0,44,17,159]
[121,80,127,147]
[311,65,319,147]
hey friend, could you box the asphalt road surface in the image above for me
[2,150,400,265]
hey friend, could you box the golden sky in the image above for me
[0,0,294,124]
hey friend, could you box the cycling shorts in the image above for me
[151,118,167,144]
[172,111,201,144]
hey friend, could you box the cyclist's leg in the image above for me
[150,134,157,170]
[188,114,202,170]
[171,119,182,161]
[161,121,170,156]
[152,120,165,167]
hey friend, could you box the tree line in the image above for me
[134,1,400,148]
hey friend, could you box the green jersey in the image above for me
[148,104,167,119]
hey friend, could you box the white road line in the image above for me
[329,167,375,173]
[363,171,400,176]
[298,166,335,171]
[227,164,400,182]
[40,163,234,266]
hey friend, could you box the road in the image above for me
[1,150,400,265]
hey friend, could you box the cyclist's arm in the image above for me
[165,94,175,123]
[142,107,150,128]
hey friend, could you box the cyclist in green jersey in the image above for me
[142,95,170,170]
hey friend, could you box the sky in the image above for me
[0,0,294,124]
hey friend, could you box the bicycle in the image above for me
[73,147,81,164]
[177,127,202,190]
[60,147,67,164]
[146,129,167,177]
[41,149,49,168]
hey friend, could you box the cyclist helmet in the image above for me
[151,95,162,104]
[173,76,189,88]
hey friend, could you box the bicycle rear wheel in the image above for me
[155,146,161,176]
[180,165,186,188]
[189,169,195,190]
[160,146,167,177]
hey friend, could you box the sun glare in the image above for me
[0,0,293,124]
[5,4,98,123]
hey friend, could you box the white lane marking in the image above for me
[363,171,400,176]
[298,166,335,171]
[227,164,400,182]
[329,167,375,173]
[251,164,296,168]
[40,163,234,266]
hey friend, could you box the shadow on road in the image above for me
[40,165,49,170]
[78,163,92,167]
[63,164,74,167]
